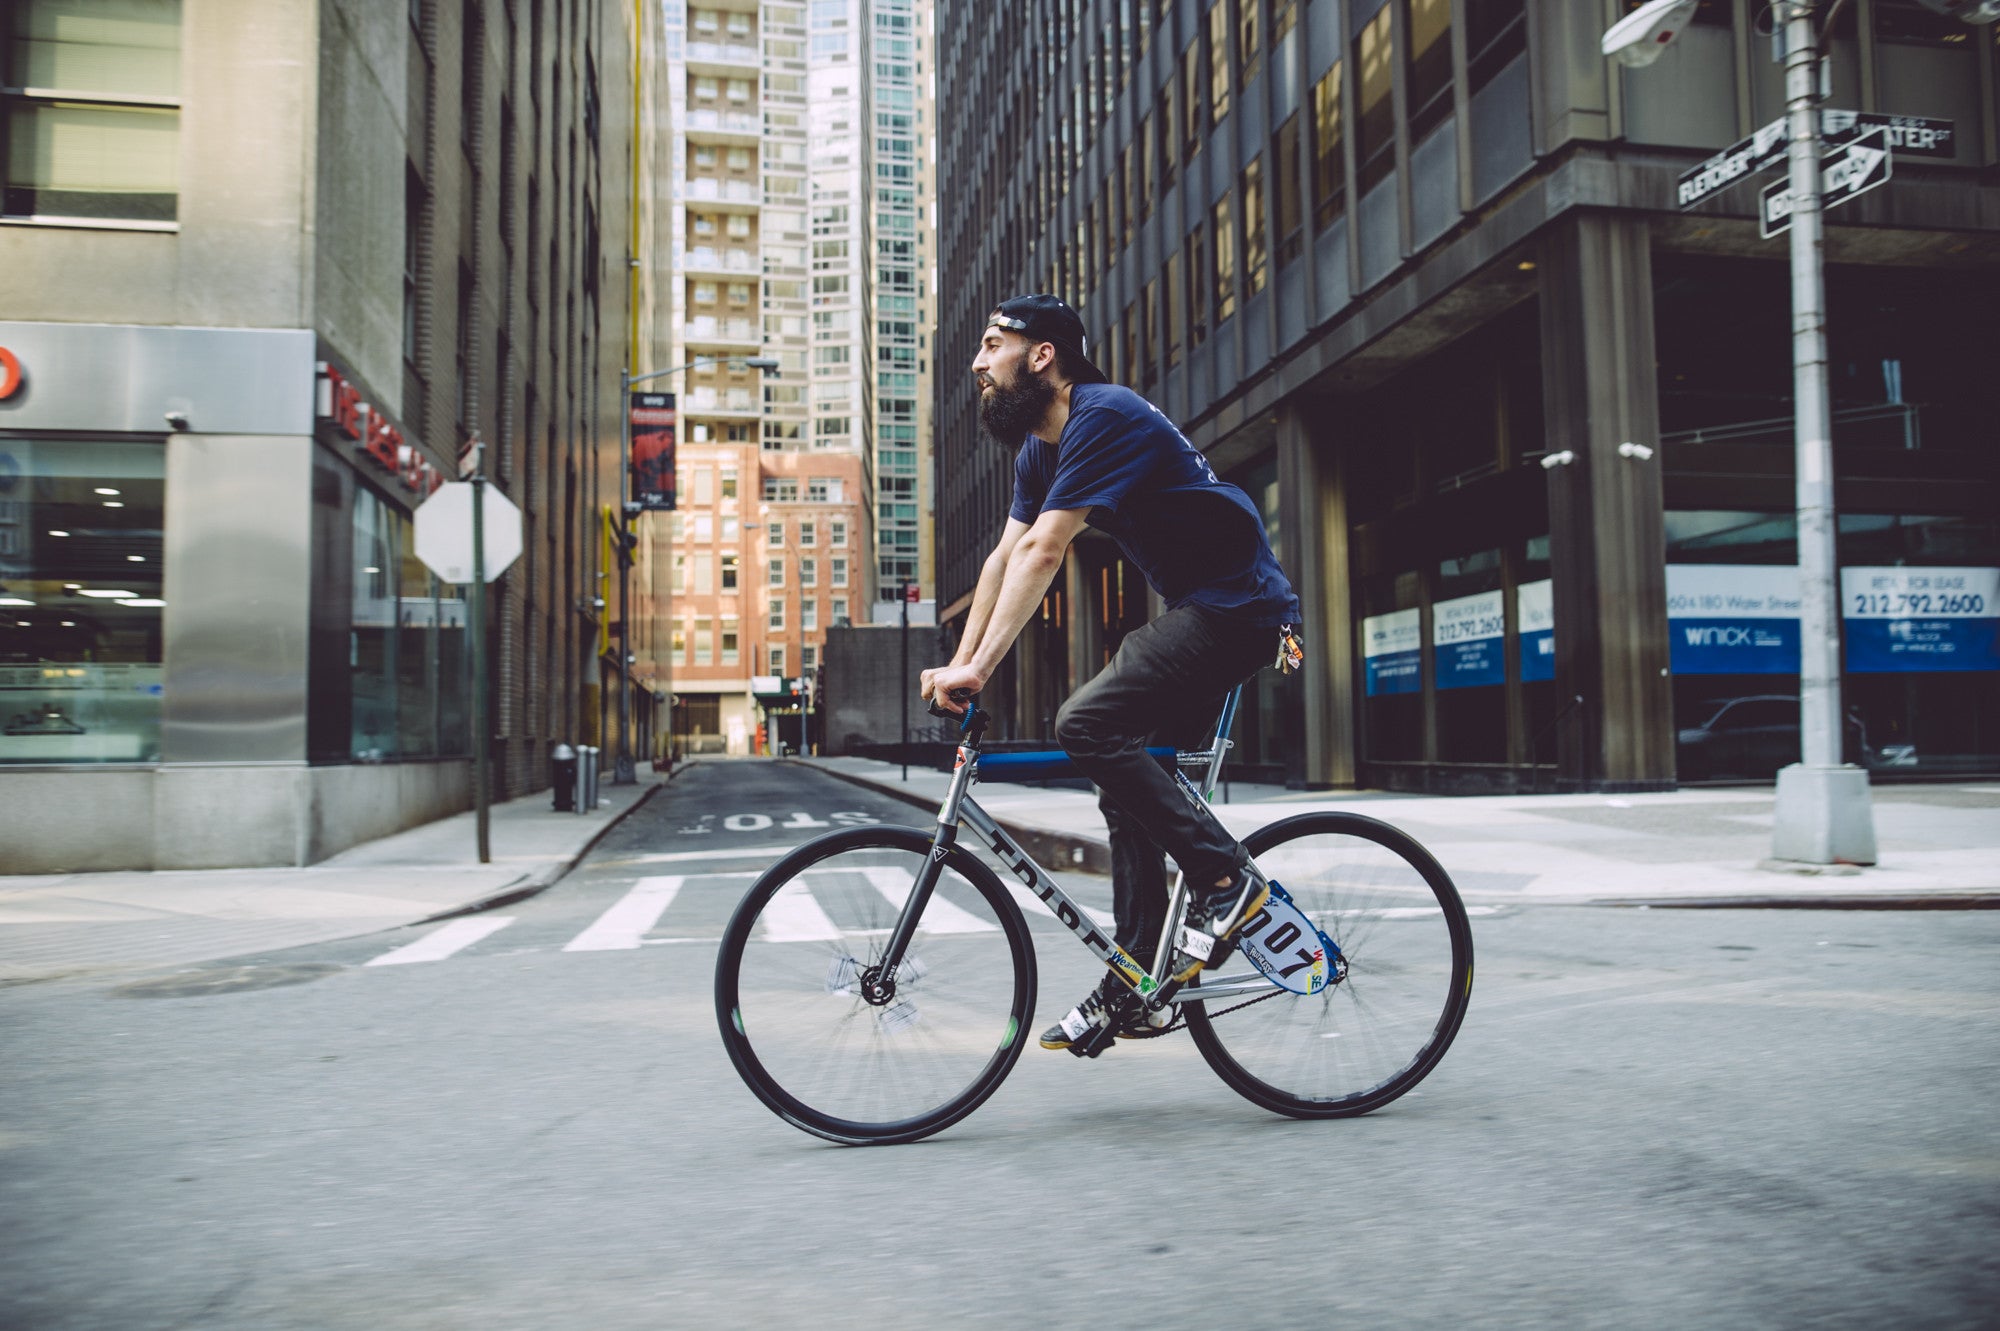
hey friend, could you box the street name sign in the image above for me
[1676,111,1949,209]
[1759,126,1891,239]
[414,481,524,584]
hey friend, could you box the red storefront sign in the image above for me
[314,360,441,498]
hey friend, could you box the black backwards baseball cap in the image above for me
[987,293,1110,385]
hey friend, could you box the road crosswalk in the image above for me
[355,865,1112,969]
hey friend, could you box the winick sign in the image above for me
[1666,565,1802,675]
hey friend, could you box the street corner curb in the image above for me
[419,781,667,923]
[1601,893,2000,911]
[788,759,1114,876]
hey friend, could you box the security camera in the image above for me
[1912,0,2000,21]
[1601,0,1700,68]
[163,410,190,431]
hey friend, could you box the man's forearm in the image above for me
[952,552,1008,666]
[966,540,1066,676]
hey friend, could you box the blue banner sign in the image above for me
[1433,589,1505,690]
[1518,579,1554,683]
[1363,608,1421,697]
[1842,566,2000,674]
[1666,565,1801,675]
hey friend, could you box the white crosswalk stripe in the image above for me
[858,865,999,934]
[562,876,684,952]
[759,879,844,941]
[365,915,516,966]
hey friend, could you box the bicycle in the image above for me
[714,687,1474,1145]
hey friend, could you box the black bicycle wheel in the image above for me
[714,826,1037,1145]
[1185,811,1473,1119]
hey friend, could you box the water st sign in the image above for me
[1667,565,1801,675]
[1759,126,1890,239]
[1676,112,1949,209]
[414,482,524,584]
[1842,566,1999,673]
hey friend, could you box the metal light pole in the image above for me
[1771,0,1876,863]
[616,355,779,782]
[469,441,490,863]
[899,578,910,782]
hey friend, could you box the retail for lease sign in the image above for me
[1667,565,1801,675]
[1842,566,1999,673]
[1363,607,1421,697]
[1433,589,1505,690]
[1518,579,1554,683]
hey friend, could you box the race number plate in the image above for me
[1236,882,1336,995]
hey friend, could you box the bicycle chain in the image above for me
[1120,985,1287,1039]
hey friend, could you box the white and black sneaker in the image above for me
[1039,972,1145,1057]
[1171,866,1271,983]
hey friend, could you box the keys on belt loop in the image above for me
[1274,624,1305,675]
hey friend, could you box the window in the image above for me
[0,438,167,763]
[1141,277,1159,391]
[2,0,184,223]
[1213,193,1236,323]
[1165,251,1184,368]
[1241,156,1266,296]
[693,553,713,594]
[720,619,739,666]
[1238,0,1259,87]
[690,468,713,504]
[1207,3,1231,125]
[830,519,847,546]
[720,552,739,590]
[799,519,816,546]
[768,557,785,587]
[692,513,713,542]
[694,616,713,665]
[768,599,785,631]
[1408,0,1452,142]
[768,645,785,674]
[672,624,687,666]
[802,598,818,630]
[1187,222,1207,346]
[403,166,424,363]
[762,478,798,502]
[1466,0,1527,94]
[1272,0,1297,47]
[806,477,841,502]
[801,643,817,671]
[1181,38,1204,159]
[832,597,850,626]
[720,467,738,498]
[831,556,849,587]
[1313,61,1346,229]
[1354,4,1395,194]
[1273,115,1302,267]
[801,557,817,587]
[767,520,783,544]
[1156,84,1177,190]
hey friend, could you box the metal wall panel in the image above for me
[0,323,314,436]
[1411,118,1460,251]
[1358,175,1402,289]
[1470,55,1535,205]
[1307,0,1341,81]
[160,433,314,763]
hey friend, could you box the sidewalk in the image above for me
[0,779,662,985]
[798,756,2000,907]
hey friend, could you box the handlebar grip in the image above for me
[925,688,976,722]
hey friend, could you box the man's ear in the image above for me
[1030,341,1056,374]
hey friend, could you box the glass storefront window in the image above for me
[1518,536,1557,764]
[1433,548,1505,763]
[350,486,466,762]
[1360,570,1423,761]
[0,438,165,763]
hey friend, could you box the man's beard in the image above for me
[979,366,1058,449]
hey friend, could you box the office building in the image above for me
[0,0,666,870]
[933,0,1999,791]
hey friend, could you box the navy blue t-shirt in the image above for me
[1009,383,1303,627]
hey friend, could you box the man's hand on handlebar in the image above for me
[920,662,986,715]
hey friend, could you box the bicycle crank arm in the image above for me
[1159,973,1282,1004]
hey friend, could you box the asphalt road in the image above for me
[3,761,1997,1330]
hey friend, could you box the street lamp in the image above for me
[616,354,781,784]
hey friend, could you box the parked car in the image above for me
[1676,695,1871,782]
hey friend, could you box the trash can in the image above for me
[551,743,578,812]
[579,745,600,809]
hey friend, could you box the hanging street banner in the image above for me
[1676,111,1950,210]
[1666,565,1801,675]
[629,391,677,511]
[1759,126,1891,238]
[1518,579,1555,683]
[1363,608,1421,697]
[1433,590,1506,690]
[1842,566,2000,674]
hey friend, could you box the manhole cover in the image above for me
[112,963,342,999]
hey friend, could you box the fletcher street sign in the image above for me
[1677,112,1950,209]
[1759,126,1891,239]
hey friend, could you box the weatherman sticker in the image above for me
[1236,883,1334,996]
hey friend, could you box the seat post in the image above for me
[1200,685,1242,801]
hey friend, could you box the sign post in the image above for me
[1759,126,1890,238]
[1772,1,1875,865]
[900,580,911,782]
[415,473,524,864]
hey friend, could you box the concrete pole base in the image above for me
[1771,764,1878,865]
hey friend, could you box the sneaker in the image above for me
[1171,866,1271,982]
[1038,972,1145,1055]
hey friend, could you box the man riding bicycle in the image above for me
[920,294,1305,1056]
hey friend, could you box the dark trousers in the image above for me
[1054,604,1278,968]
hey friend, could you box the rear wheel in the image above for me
[714,826,1036,1145]
[1185,812,1473,1118]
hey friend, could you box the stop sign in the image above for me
[414,482,524,584]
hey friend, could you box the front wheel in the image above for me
[1186,812,1474,1118]
[714,826,1037,1145]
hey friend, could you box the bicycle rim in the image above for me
[1186,812,1473,1118]
[714,827,1036,1145]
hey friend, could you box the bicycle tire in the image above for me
[1185,811,1473,1119]
[714,825,1037,1145]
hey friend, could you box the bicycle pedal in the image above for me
[1067,1021,1119,1059]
